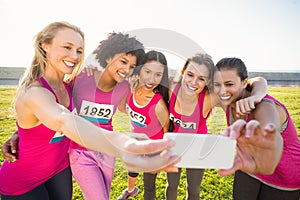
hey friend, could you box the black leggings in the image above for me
[1,167,72,200]
[233,170,300,200]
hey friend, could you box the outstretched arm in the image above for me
[14,86,179,172]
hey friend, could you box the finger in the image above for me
[2,149,17,162]
[124,151,180,172]
[125,138,175,155]
[221,127,230,136]
[5,155,17,163]
[245,120,261,138]
[263,123,276,135]
[163,166,179,173]
[10,141,17,154]
[218,156,241,176]
[243,102,251,113]
[235,101,244,117]
[2,142,16,162]
[228,119,247,139]
[248,100,255,110]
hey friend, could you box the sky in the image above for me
[0,0,299,72]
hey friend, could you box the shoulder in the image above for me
[116,80,130,94]
[24,84,55,104]
[252,98,277,116]
[118,80,130,88]
[15,82,55,113]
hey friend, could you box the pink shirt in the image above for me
[70,72,130,150]
[0,77,72,195]
[126,91,164,140]
[169,83,209,134]
[226,94,300,190]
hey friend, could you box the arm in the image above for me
[18,86,179,172]
[219,101,283,176]
[235,77,268,117]
[155,99,170,133]
[117,96,127,113]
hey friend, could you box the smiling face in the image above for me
[42,28,84,75]
[181,61,209,96]
[105,53,137,83]
[139,60,165,91]
[213,68,248,106]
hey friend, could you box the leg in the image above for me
[186,168,204,200]
[166,168,182,200]
[128,172,139,192]
[1,184,50,200]
[143,172,157,200]
[233,170,261,200]
[117,172,140,200]
[69,149,115,200]
[258,184,300,200]
[45,166,73,200]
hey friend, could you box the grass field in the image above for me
[0,86,299,199]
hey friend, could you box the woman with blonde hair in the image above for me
[0,21,178,200]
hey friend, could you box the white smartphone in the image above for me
[164,133,236,169]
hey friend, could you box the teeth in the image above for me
[145,83,153,88]
[188,85,197,91]
[118,71,126,78]
[64,61,74,67]
[220,95,231,100]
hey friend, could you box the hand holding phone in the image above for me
[164,133,236,169]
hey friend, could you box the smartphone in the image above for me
[164,133,236,169]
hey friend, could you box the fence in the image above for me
[0,67,299,86]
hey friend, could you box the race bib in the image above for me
[170,113,197,130]
[79,100,114,123]
[126,104,147,128]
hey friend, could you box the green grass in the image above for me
[0,86,299,199]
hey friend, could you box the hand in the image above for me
[235,96,257,117]
[81,65,98,77]
[219,119,283,176]
[119,138,180,173]
[2,132,19,162]
[128,74,140,91]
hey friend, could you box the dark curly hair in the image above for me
[93,32,145,68]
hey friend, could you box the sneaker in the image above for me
[117,186,139,200]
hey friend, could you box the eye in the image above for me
[213,82,221,87]
[225,83,234,87]
[77,49,83,54]
[187,72,193,77]
[156,73,162,78]
[64,46,72,50]
[130,65,136,69]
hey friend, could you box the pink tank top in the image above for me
[126,91,164,140]
[0,77,72,195]
[226,94,300,190]
[70,71,130,150]
[169,83,209,134]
